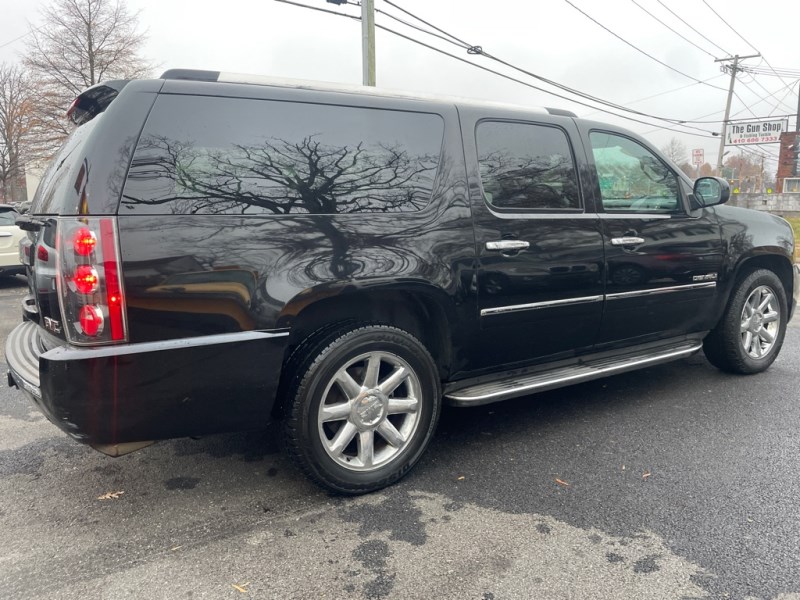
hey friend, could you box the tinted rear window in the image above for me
[121,95,444,215]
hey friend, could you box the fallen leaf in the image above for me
[457,476,465,481]
[170,546,182,552]
[97,491,124,500]
[232,582,250,593]
[642,471,651,480]
[555,478,570,487]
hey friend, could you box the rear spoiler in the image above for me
[66,80,129,125]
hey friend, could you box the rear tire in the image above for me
[703,269,787,374]
[282,324,441,494]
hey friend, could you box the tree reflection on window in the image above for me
[477,122,581,211]
[122,96,444,216]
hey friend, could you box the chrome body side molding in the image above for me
[480,295,603,317]
[481,282,716,317]
[606,282,716,300]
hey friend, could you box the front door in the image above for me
[463,112,605,371]
[585,129,724,347]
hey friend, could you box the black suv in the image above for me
[7,70,799,494]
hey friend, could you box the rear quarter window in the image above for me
[121,95,445,215]
[31,117,100,215]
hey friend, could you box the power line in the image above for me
[0,26,43,50]
[701,1,797,93]
[736,73,797,115]
[741,65,800,78]
[700,0,758,54]
[370,1,725,130]
[655,0,730,57]
[765,79,800,118]
[386,2,793,137]
[629,0,717,60]
[274,0,720,138]
[374,7,468,50]
[563,0,727,91]
[383,0,472,49]
[379,1,727,129]
[583,75,726,118]
[378,22,719,137]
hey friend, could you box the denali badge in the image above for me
[44,317,62,334]
[693,273,718,282]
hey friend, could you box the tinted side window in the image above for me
[589,131,680,213]
[477,121,581,211]
[122,95,444,215]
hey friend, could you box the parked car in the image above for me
[0,204,26,277]
[6,70,799,494]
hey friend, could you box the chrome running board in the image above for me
[444,341,702,407]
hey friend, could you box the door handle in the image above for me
[485,240,530,252]
[611,237,645,246]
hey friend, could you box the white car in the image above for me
[0,205,26,277]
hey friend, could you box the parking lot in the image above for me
[1,273,799,600]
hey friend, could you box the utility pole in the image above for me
[361,0,376,86]
[796,80,799,132]
[327,0,375,86]
[715,53,760,176]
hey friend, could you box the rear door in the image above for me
[584,128,724,347]
[461,108,605,371]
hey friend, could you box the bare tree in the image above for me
[660,138,688,165]
[0,64,37,203]
[24,0,153,153]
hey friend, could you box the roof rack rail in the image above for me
[157,68,558,117]
[160,69,221,82]
[545,107,578,118]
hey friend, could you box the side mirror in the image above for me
[693,176,730,207]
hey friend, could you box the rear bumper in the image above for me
[6,321,289,445]
[791,264,799,322]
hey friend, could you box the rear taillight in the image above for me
[56,217,128,345]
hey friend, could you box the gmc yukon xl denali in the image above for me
[6,70,799,493]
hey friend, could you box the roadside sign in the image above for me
[727,119,788,145]
[692,149,704,165]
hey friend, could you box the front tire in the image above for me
[703,269,788,374]
[283,325,441,494]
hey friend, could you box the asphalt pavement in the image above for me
[1,274,799,600]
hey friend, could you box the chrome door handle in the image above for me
[611,237,645,246]
[485,240,530,251]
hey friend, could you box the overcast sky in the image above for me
[0,0,798,171]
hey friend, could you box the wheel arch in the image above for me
[272,283,456,418]
[714,250,795,326]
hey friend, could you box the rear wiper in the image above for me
[15,214,49,232]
